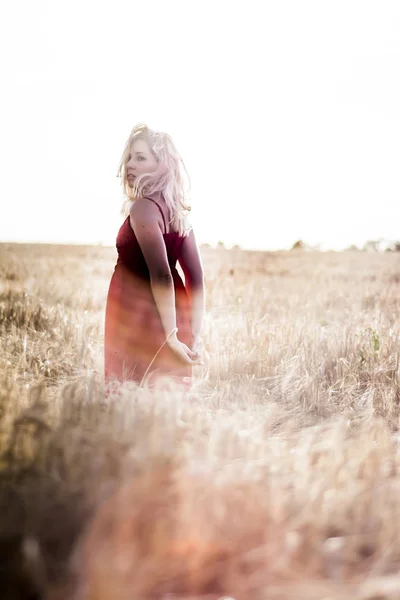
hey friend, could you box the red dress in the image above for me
[104,198,192,388]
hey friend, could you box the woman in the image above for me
[104,123,205,388]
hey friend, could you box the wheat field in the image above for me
[1,242,400,600]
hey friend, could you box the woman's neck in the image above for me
[143,190,164,204]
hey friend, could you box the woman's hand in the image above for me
[191,334,204,360]
[167,335,204,366]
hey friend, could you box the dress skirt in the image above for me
[104,263,192,387]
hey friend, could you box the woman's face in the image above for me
[126,138,159,186]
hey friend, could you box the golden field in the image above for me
[1,242,400,600]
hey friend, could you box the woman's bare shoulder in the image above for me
[129,198,158,222]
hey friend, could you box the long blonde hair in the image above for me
[117,123,192,236]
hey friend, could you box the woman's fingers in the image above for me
[168,339,203,365]
[182,343,204,365]
[191,337,203,356]
[181,343,198,359]
[181,343,203,365]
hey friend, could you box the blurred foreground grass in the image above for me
[1,242,400,599]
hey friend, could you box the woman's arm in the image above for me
[130,200,177,340]
[178,228,205,341]
[130,201,202,366]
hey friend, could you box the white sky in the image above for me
[1,0,399,250]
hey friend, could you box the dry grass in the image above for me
[1,242,400,600]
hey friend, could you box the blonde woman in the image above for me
[104,124,205,388]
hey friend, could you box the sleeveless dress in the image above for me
[104,198,193,387]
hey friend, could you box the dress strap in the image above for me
[144,197,167,234]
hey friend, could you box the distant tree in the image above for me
[362,240,380,252]
[291,240,305,251]
[217,241,225,249]
[232,244,241,250]
[384,241,400,252]
[345,244,360,252]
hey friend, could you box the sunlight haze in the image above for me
[1,0,399,250]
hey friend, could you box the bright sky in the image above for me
[1,0,399,250]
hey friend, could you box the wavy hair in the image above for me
[117,123,192,236]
